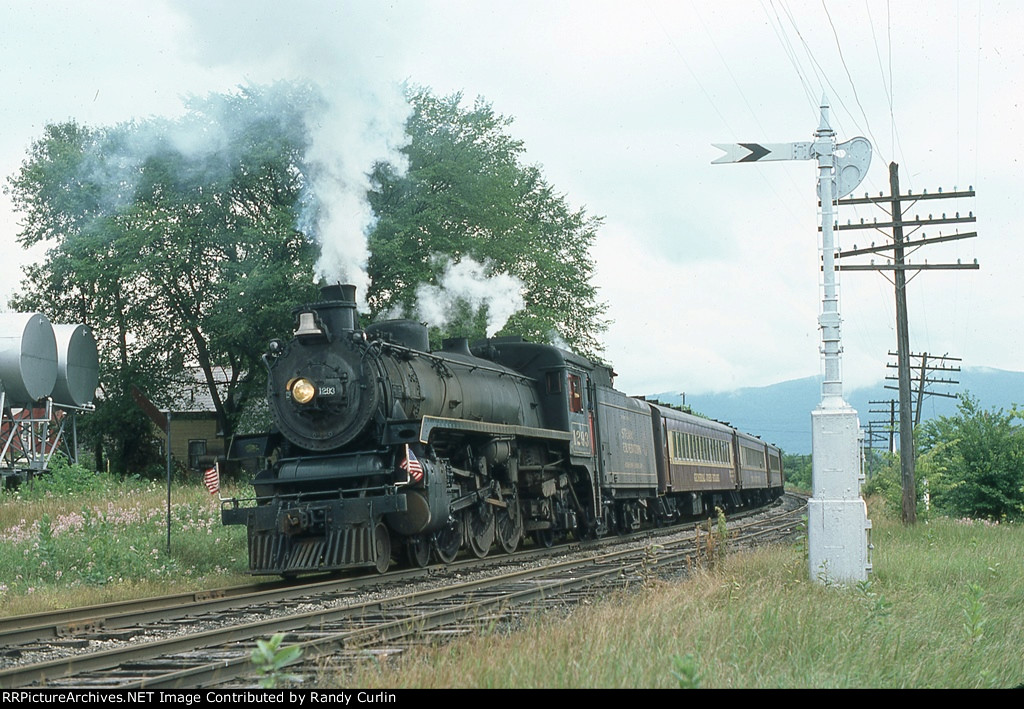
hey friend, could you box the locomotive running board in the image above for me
[419,415,572,444]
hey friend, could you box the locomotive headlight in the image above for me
[290,377,316,405]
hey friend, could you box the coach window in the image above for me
[568,374,583,413]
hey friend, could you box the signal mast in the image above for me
[713,97,872,585]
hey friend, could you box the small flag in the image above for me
[204,464,220,495]
[400,444,424,483]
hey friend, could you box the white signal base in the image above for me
[809,405,872,584]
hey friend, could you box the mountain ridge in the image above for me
[645,366,1024,455]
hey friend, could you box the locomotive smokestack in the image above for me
[295,284,359,341]
[318,283,358,335]
[319,284,355,303]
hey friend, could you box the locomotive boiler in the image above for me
[222,285,784,576]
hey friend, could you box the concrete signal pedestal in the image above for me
[808,404,872,584]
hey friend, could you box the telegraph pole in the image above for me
[835,162,977,524]
[884,352,962,425]
[868,399,898,453]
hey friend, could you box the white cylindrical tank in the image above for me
[52,324,99,407]
[0,312,58,405]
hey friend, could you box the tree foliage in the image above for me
[782,453,811,491]
[916,394,1024,521]
[6,84,320,472]
[6,83,609,473]
[366,88,608,358]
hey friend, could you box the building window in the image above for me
[188,439,207,471]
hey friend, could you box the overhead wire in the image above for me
[820,0,887,165]
[764,0,911,385]
[685,0,809,207]
[647,0,808,224]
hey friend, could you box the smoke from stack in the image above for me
[170,2,416,305]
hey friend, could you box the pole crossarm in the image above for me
[880,385,958,395]
[837,231,978,257]
[837,263,979,271]
[834,214,975,231]
[836,188,975,206]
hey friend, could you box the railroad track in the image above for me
[0,493,806,689]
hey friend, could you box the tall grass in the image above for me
[326,502,1023,689]
[0,458,249,615]
[2,472,1021,688]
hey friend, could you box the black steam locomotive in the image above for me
[221,285,784,576]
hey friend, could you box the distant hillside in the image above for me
[646,367,1024,455]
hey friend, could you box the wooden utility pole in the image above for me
[868,398,898,453]
[834,162,978,524]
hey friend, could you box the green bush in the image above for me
[15,454,119,500]
[918,395,1024,521]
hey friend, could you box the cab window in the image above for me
[568,374,584,413]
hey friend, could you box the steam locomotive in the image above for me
[221,285,784,576]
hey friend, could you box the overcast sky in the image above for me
[1,0,1019,401]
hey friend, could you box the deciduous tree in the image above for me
[366,89,608,359]
[6,85,319,472]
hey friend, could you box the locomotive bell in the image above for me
[293,311,325,338]
[292,284,358,342]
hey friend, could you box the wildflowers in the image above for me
[0,471,247,603]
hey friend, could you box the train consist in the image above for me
[222,285,784,575]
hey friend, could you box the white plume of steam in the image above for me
[169,1,418,304]
[416,257,525,337]
[302,81,411,300]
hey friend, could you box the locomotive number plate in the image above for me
[570,421,592,455]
